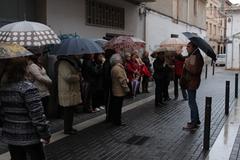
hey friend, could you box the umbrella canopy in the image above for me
[0,20,61,47]
[0,43,32,59]
[93,38,108,48]
[160,37,186,49]
[151,47,176,58]
[53,37,103,55]
[183,32,216,61]
[131,37,145,49]
[104,36,137,52]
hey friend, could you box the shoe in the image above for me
[114,122,126,126]
[187,121,201,126]
[183,98,188,101]
[183,123,198,130]
[164,98,171,101]
[174,97,178,100]
[99,106,105,110]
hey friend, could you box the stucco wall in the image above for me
[226,10,240,69]
[46,0,144,39]
[146,11,206,52]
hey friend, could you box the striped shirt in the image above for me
[0,81,50,146]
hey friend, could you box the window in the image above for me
[194,0,198,16]
[214,25,216,35]
[206,22,208,30]
[86,0,125,29]
[210,23,212,35]
[214,6,217,16]
[210,3,213,15]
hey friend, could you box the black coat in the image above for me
[153,58,164,80]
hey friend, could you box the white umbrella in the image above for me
[0,20,60,47]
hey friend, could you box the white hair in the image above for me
[110,54,123,66]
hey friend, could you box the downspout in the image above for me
[187,0,189,31]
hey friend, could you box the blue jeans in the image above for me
[187,89,200,124]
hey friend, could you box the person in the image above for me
[0,57,51,160]
[109,54,130,126]
[57,55,82,134]
[182,42,204,130]
[92,54,104,111]
[103,49,116,122]
[141,51,152,93]
[153,52,165,106]
[27,54,52,117]
[82,54,102,112]
[174,53,188,100]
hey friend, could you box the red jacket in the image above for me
[125,60,139,81]
[175,59,184,77]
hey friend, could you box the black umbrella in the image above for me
[183,32,217,61]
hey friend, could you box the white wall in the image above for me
[146,11,207,57]
[226,10,240,69]
[46,0,144,39]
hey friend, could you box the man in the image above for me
[182,42,204,130]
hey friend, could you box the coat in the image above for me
[0,81,50,146]
[153,57,164,80]
[174,55,185,77]
[27,61,52,98]
[181,49,204,90]
[58,60,82,107]
[111,63,130,97]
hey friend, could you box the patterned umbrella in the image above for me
[160,37,186,50]
[0,43,32,59]
[131,37,145,49]
[0,21,60,47]
[52,37,103,55]
[104,36,137,52]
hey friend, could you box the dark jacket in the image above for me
[0,81,50,146]
[82,59,102,86]
[153,57,164,80]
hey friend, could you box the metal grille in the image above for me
[86,0,125,29]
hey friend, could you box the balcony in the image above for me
[126,0,156,4]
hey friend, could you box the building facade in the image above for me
[144,0,207,53]
[206,0,226,54]
[226,5,240,69]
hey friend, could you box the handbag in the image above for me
[141,65,151,77]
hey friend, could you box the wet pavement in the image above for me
[1,67,240,160]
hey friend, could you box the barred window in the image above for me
[86,0,125,29]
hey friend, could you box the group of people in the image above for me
[0,47,152,160]
[0,41,204,160]
[152,42,204,130]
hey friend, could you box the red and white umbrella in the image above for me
[131,37,145,49]
[0,20,60,47]
[104,36,137,52]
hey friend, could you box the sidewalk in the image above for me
[0,67,238,160]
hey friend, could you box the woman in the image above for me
[109,54,130,126]
[27,54,52,117]
[0,57,51,160]
[57,55,82,134]
[141,51,152,93]
[153,52,165,106]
